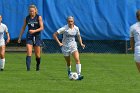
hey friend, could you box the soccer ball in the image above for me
[69,72,78,80]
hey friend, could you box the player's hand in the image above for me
[6,38,10,45]
[81,43,85,49]
[29,30,35,34]
[17,38,21,43]
[128,47,134,51]
[59,43,63,47]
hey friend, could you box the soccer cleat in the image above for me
[36,68,39,71]
[1,69,4,71]
[77,75,84,80]
[27,68,30,71]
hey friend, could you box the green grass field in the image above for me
[0,53,140,93]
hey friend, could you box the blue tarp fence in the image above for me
[0,0,140,40]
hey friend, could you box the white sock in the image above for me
[76,64,81,75]
[1,58,5,69]
[67,65,71,72]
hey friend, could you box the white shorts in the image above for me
[134,46,140,62]
[61,43,78,56]
[134,54,140,62]
[0,39,5,47]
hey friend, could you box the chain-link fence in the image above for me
[7,40,130,54]
[42,40,130,54]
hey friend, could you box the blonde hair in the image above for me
[29,5,38,14]
[67,16,74,21]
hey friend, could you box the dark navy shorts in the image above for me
[26,35,42,46]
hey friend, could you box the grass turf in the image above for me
[0,53,140,93]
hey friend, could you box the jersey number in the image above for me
[31,23,34,27]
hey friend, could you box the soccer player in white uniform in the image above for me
[53,16,85,80]
[0,15,10,71]
[129,10,140,72]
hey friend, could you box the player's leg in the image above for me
[64,55,72,76]
[72,50,83,80]
[62,46,72,75]
[0,45,5,71]
[26,44,33,71]
[136,62,140,72]
[34,46,41,71]
[134,49,140,73]
[72,51,81,74]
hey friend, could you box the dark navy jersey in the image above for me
[26,14,40,36]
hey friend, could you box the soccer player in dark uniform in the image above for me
[18,5,44,71]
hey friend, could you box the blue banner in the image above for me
[0,0,140,40]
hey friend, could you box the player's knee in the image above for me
[27,52,32,56]
[0,53,5,59]
[27,50,32,56]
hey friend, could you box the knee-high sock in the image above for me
[0,58,5,69]
[1,58,5,69]
[26,56,31,70]
[67,65,71,72]
[76,64,81,75]
[36,57,41,66]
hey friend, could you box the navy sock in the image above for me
[26,56,31,71]
[36,57,41,70]
[36,57,41,65]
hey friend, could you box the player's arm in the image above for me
[77,35,85,49]
[53,32,63,46]
[53,27,65,46]
[129,26,134,51]
[29,16,44,34]
[4,26,10,44]
[77,28,85,49]
[130,37,134,51]
[18,19,27,43]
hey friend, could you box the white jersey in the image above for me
[57,24,80,47]
[130,22,140,47]
[0,23,8,41]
